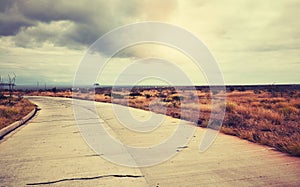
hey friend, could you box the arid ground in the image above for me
[0,94,35,130]
[6,85,300,156]
[1,96,299,186]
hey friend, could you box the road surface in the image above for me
[0,96,299,186]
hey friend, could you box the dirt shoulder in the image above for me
[0,95,36,130]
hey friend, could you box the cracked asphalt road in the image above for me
[0,96,300,186]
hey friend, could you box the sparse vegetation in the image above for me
[19,85,300,156]
[0,96,35,130]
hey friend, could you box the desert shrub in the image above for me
[239,130,254,141]
[274,140,300,157]
[292,100,300,109]
[256,108,283,125]
[254,89,261,94]
[52,87,57,93]
[163,96,173,102]
[159,93,167,98]
[129,92,142,97]
[226,102,236,113]
[170,112,181,118]
[5,108,18,116]
[274,102,289,108]
[286,143,300,156]
[237,86,246,92]
[234,105,251,119]
[270,98,286,104]
[224,113,243,128]
[196,119,203,126]
[279,106,298,117]
[172,95,184,101]
[250,101,261,107]
[260,103,272,109]
[0,93,6,100]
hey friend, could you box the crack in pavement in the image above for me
[26,174,144,185]
[84,154,104,157]
[31,119,75,123]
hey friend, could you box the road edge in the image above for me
[0,107,39,139]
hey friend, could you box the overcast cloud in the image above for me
[0,0,177,49]
[0,0,299,85]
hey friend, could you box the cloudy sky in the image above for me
[0,0,299,86]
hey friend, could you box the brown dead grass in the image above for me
[0,96,35,130]
[223,90,300,156]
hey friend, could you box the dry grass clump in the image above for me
[0,96,35,130]
[222,90,300,156]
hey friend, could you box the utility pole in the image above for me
[7,72,16,102]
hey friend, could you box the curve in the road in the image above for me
[0,96,299,187]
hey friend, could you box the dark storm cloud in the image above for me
[0,0,34,36]
[0,0,121,48]
[0,0,178,51]
[0,14,34,36]
[0,0,18,12]
[17,0,97,23]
